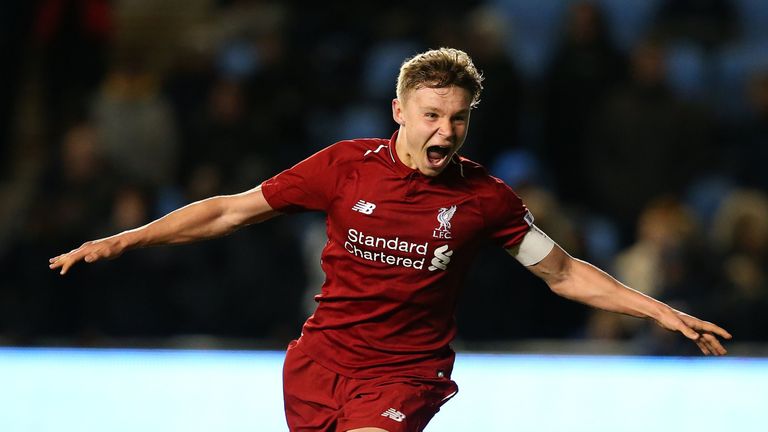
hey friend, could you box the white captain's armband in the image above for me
[508,224,555,266]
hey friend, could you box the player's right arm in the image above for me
[48,185,278,275]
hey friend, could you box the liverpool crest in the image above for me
[433,205,457,239]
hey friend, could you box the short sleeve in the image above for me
[261,143,344,213]
[483,177,534,249]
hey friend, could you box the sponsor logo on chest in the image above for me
[345,201,459,271]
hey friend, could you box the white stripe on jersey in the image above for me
[363,144,389,158]
[387,143,396,162]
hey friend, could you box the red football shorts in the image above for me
[282,340,459,432]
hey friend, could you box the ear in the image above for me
[392,98,405,126]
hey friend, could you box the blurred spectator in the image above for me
[542,1,627,205]
[459,5,525,166]
[711,189,768,259]
[651,0,741,111]
[709,189,768,341]
[163,1,296,190]
[33,0,113,143]
[204,1,310,166]
[183,78,259,193]
[292,2,369,148]
[0,1,37,176]
[721,70,768,190]
[38,122,116,244]
[614,197,699,299]
[163,47,216,168]
[584,38,717,241]
[359,6,423,104]
[587,196,720,352]
[91,55,179,187]
[241,29,309,168]
[1,121,116,343]
[336,5,423,143]
[717,255,768,341]
[88,184,173,337]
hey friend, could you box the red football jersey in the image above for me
[261,131,532,379]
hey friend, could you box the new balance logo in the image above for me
[352,200,377,215]
[381,408,406,422]
[428,244,453,271]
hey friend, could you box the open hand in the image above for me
[656,309,732,355]
[48,236,126,275]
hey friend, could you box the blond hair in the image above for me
[396,48,484,108]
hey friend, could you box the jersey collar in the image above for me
[388,130,416,178]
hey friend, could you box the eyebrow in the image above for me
[422,106,470,116]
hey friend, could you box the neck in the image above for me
[394,127,417,169]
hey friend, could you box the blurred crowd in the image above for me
[0,0,766,353]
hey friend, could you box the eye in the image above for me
[425,112,438,119]
[452,116,466,123]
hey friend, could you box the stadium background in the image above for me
[0,0,767,430]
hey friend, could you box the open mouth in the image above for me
[426,145,451,168]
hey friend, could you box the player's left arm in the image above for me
[507,226,732,355]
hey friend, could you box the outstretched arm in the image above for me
[509,232,732,355]
[49,185,279,275]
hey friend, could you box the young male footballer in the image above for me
[50,48,731,432]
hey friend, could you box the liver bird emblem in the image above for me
[436,205,457,232]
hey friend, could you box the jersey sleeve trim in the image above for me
[260,179,287,212]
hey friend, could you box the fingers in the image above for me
[700,333,728,356]
[684,325,728,356]
[48,254,68,272]
[699,322,732,340]
[685,329,701,341]
[48,248,88,275]
[48,248,78,265]
[677,322,701,342]
[696,334,727,356]
[671,316,729,356]
[49,254,76,275]
[680,315,733,341]
[696,339,711,356]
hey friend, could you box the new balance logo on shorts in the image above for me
[381,408,406,422]
[352,200,377,215]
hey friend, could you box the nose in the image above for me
[437,117,454,140]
